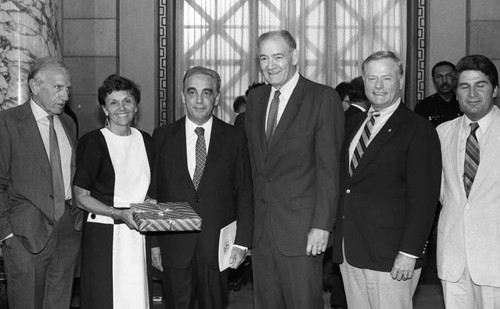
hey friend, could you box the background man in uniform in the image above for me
[414,61,463,127]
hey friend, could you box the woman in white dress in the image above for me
[74,74,155,309]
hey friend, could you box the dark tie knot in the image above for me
[195,127,204,137]
[47,115,54,124]
[470,122,479,133]
[273,90,281,99]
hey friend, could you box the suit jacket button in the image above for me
[49,194,54,199]
[91,214,96,219]
[194,198,200,203]
[346,189,351,194]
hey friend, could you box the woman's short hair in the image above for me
[97,74,141,106]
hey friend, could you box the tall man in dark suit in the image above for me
[332,51,442,308]
[245,30,344,308]
[151,66,253,309]
[0,57,82,308]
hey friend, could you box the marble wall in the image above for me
[0,0,61,110]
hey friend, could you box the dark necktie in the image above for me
[193,127,206,190]
[464,122,480,197]
[48,115,65,220]
[349,111,380,176]
[266,90,281,143]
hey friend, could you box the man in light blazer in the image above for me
[332,51,442,308]
[245,30,344,308]
[0,57,82,308]
[151,66,253,309]
[437,54,500,308]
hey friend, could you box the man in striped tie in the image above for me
[436,54,500,308]
[332,51,442,308]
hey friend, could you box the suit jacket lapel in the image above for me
[447,118,467,199]
[469,108,500,198]
[267,76,305,152]
[198,117,225,192]
[350,104,403,178]
[172,118,194,190]
[17,103,51,181]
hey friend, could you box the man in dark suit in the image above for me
[245,30,344,308]
[0,57,82,308]
[151,66,253,309]
[332,51,442,308]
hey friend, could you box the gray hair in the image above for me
[28,56,69,83]
[362,51,404,76]
[257,30,297,50]
[183,66,221,94]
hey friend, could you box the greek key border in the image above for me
[416,0,426,101]
[158,0,168,126]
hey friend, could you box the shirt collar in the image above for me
[464,105,497,133]
[30,99,50,121]
[185,115,213,134]
[271,70,300,99]
[367,97,401,116]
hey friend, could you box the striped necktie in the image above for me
[464,122,480,197]
[193,127,206,190]
[349,111,380,176]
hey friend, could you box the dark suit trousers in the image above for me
[253,220,324,309]
[2,205,81,309]
[161,238,229,309]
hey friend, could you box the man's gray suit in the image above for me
[0,102,82,308]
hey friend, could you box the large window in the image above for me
[161,0,407,124]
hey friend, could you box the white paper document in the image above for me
[218,220,237,271]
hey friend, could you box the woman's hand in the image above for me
[116,208,139,231]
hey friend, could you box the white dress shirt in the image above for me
[265,70,300,127]
[31,100,72,200]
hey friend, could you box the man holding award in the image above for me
[150,66,253,309]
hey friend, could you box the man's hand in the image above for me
[390,253,416,281]
[229,246,247,269]
[151,247,163,272]
[306,228,329,256]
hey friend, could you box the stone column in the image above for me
[0,0,61,110]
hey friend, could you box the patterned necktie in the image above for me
[349,111,380,176]
[193,127,207,190]
[266,90,281,143]
[48,115,65,220]
[464,122,480,197]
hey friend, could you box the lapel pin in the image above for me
[388,129,392,132]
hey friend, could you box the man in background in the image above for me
[245,30,344,308]
[332,51,441,308]
[0,57,82,308]
[414,61,463,127]
[437,54,500,308]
